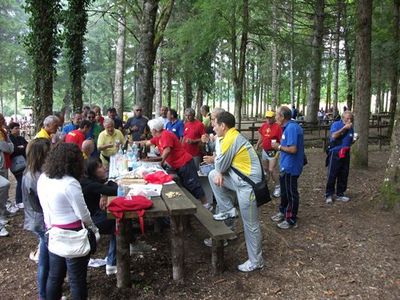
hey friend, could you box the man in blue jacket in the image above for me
[271,106,304,229]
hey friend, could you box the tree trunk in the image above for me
[114,6,126,117]
[306,0,325,124]
[271,39,278,110]
[14,74,18,119]
[381,109,400,209]
[183,74,193,109]
[326,40,333,112]
[343,0,354,110]
[388,0,400,137]
[290,0,295,108]
[166,63,172,108]
[352,0,372,168]
[232,0,248,129]
[195,86,203,119]
[332,0,342,114]
[154,52,162,117]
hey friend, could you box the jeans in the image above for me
[37,231,49,300]
[46,251,89,300]
[92,210,116,266]
[14,172,23,204]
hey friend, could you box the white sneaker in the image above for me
[237,260,264,272]
[6,202,18,214]
[271,212,284,222]
[336,195,350,202]
[16,203,24,209]
[0,218,8,226]
[0,226,9,237]
[29,249,40,263]
[213,207,238,221]
[203,238,228,247]
[325,196,333,204]
[106,264,117,275]
[273,185,281,198]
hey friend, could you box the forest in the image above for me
[0,0,399,202]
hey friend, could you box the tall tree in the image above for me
[25,0,61,128]
[343,0,354,110]
[136,0,174,117]
[306,0,325,124]
[114,4,126,117]
[352,0,373,168]
[65,0,90,113]
[332,0,343,114]
[388,0,400,136]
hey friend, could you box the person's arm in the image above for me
[214,141,237,173]
[87,180,118,197]
[331,122,352,140]
[160,147,171,165]
[255,137,262,150]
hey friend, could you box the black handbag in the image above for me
[232,158,271,207]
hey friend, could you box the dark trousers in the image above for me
[279,172,299,224]
[46,251,89,300]
[14,172,23,204]
[325,151,350,197]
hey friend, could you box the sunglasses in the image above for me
[135,109,142,111]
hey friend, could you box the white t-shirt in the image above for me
[37,174,93,228]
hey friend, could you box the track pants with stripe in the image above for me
[279,172,299,225]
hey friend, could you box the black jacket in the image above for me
[80,177,118,216]
[10,134,28,158]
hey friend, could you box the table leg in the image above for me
[170,215,185,281]
[211,239,224,274]
[116,219,131,288]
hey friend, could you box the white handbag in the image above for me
[47,226,90,258]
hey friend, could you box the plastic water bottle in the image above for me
[117,184,125,197]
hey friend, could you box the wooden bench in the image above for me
[180,187,236,274]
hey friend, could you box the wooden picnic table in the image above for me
[108,182,196,288]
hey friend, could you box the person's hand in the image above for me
[344,122,353,130]
[99,195,108,210]
[213,172,224,187]
[185,138,192,144]
[271,141,280,150]
[201,134,209,144]
[203,155,215,164]
[131,125,139,132]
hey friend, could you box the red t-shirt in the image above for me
[258,122,283,151]
[65,129,86,149]
[150,130,192,169]
[183,119,205,156]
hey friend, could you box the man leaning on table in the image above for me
[137,118,211,211]
[208,111,264,272]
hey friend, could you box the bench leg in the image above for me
[211,240,224,275]
[116,219,131,288]
[171,215,185,282]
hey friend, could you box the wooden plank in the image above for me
[107,196,169,219]
[180,188,236,241]
[161,184,197,216]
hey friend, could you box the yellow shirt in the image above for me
[97,129,125,166]
[35,128,51,139]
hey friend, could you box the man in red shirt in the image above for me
[65,120,92,149]
[141,118,211,210]
[255,111,283,198]
[183,108,205,170]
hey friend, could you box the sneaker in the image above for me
[273,185,281,198]
[16,203,24,209]
[202,203,213,212]
[0,226,9,237]
[203,238,228,247]
[277,220,297,229]
[237,259,264,272]
[0,218,8,226]
[325,196,333,204]
[106,264,117,275]
[213,207,238,221]
[6,202,18,214]
[336,195,350,202]
[270,212,284,222]
[29,249,40,263]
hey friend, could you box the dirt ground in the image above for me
[0,146,399,300]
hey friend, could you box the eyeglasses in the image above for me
[135,109,142,111]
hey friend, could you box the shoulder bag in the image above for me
[10,155,26,174]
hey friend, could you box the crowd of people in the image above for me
[0,102,358,299]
